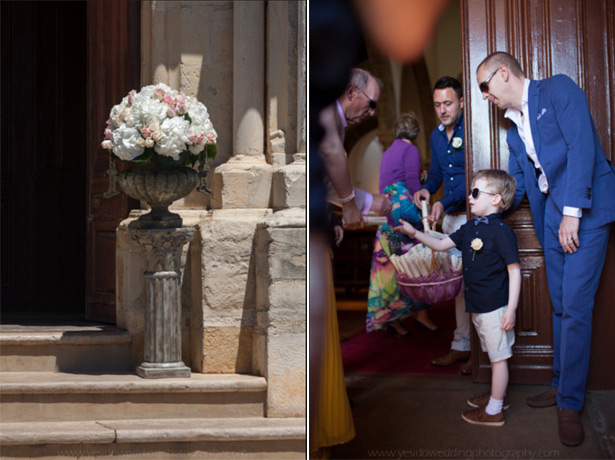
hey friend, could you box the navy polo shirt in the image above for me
[449,213,520,314]
[423,112,466,214]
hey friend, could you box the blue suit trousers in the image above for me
[543,195,611,411]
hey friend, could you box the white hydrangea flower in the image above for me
[112,126,145,160]
[155,117,190,159]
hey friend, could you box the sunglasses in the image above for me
[470,188,497,199]
[355,86,377,110]
[479,67,499,93]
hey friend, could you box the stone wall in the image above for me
[253,209,306,417]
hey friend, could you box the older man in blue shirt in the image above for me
[413,76,471,374]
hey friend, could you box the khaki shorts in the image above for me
[472,306,515,363]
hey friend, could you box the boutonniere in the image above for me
[451,137,463,155]
[471,238,483,261]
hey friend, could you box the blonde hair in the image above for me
[394,112,420,141]
[472,169,517,211]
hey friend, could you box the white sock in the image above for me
[485,396,503,415]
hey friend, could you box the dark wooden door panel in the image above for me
[462,0,615,387]
[85,1,140,323]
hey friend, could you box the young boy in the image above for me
[396,169,521,426]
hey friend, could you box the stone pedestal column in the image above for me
[132,228,195,378]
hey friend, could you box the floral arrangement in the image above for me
[471,238,483,260]
[101,83,217,166]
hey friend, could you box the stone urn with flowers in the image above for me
[101,83,217,228]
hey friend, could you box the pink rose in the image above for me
[127,89,137,105]
[141,127,151,138]
[187,133,199,144]
[207,133,216,144]
[154,88,165,100]
[104,128,113,139]
[166,108,176,118]
[101,140,114,150]
[176,103,186,115]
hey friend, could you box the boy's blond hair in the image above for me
[472,169,517,211]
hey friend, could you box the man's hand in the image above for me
[371,194,393,215]
[559,215,580,254]
[341,201,364,230]
[429,202,445,223]
[333,225,344,246]
[412,188,430,208]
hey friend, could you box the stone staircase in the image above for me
[0,324,305,459]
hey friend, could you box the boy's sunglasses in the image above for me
[470,188,497,199]
[355,85,377,110]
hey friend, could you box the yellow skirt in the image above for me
[312,255,356,453]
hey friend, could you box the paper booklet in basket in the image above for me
[392,225,464,305]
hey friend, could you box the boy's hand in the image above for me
[501,308,516,331]
[393,219,416,237]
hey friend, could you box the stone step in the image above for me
[0,324,133,373]
[0,417,306,459]
[0,372,267,422]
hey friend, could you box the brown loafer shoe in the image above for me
[526,386,557,408]
[558,408,584,446]
[431,350,470,366]
[467,390,510,410]
[460,358,473,375]
[461,406,505,426]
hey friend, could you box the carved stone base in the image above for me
[136,361,191,378]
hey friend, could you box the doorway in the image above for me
[1,1,141,324]
[1,2,87,320]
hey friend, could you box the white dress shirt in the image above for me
[505,79,581,218]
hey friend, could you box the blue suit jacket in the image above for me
[508,75,615,248]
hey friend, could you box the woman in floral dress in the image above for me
[367,113,438,336]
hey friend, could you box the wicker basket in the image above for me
[397,270,464,304]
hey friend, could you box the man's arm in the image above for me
[318,104,363,229]
[506,138,527,215]
[547,76,594,253]
[422,135,444,195]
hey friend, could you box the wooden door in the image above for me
[1,2,87,319]
[462,0,615,387]
[85,1,140,323]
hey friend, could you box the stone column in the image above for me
[212,1,273,209]
[132,228,195,378]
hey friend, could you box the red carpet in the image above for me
[340,300,464,375]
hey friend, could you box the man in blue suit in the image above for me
[476,51,615,447]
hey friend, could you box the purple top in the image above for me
[378,139,422,194]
